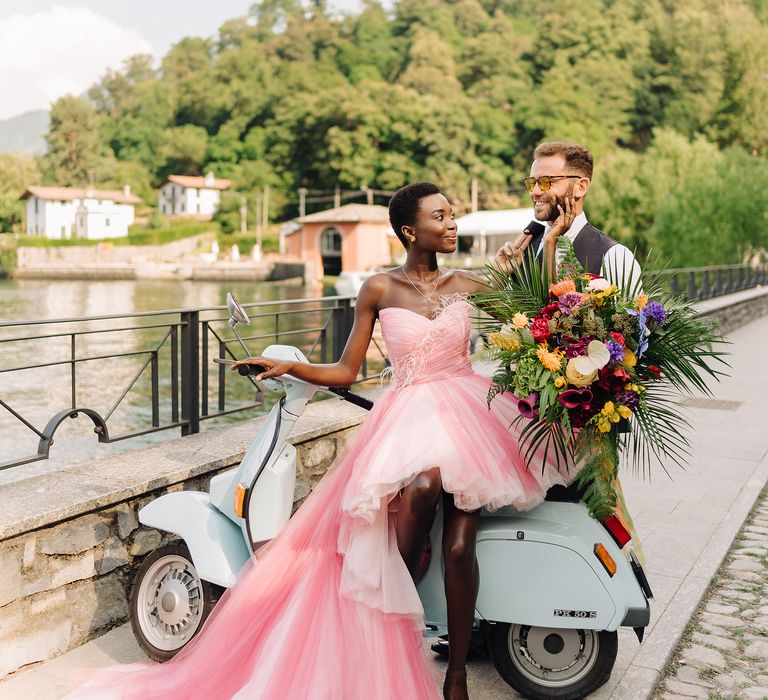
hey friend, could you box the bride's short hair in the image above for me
[388,182,441,248]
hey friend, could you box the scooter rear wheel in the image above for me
[130,541,223,662]
[489,623,617,699]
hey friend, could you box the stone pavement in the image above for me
[0,313,766,699]
[654,491,768,700]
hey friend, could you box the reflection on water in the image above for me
[0,277,336,485]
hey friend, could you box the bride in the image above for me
[67,182,574,700]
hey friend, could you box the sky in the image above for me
[0,0,362,121]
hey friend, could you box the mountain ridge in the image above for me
[0,110,49,155]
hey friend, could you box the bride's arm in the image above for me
[231,275,385,386]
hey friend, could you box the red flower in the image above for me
[530,317,551,343]
[535,302,560,320]
[609,332,626,347]
[646,365,662,379]
[598,366,629,392]
[557,388,593,409]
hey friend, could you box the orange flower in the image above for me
[537,344,564,372]
[550,278,576,297]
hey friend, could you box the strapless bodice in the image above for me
[378,299,473,388]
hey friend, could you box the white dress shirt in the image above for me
[536,212,642,291]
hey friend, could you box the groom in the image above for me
[509,141,641,286]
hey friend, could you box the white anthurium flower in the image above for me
[586,278,611,291]
[572,340,611,375]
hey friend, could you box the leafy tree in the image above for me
[0,153,41,232]
[43,96,105,186]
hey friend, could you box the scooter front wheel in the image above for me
[130,542,223,662]
[489,623,617,699]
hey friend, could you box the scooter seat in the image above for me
[544,482,584,503]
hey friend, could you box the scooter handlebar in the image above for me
[237,363,268,377]
[328,387,374,411]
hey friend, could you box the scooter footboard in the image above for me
[139,492,250,588]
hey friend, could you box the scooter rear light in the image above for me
[234,483,248,518]
[594,543,617,577]
[601,514,631,548]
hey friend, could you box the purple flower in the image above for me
[517,392,540,419]
[605,340,625,364]
[558,292,584,316]
[614,389,640,409]
[557,388,593,409]
[646,301,666,323]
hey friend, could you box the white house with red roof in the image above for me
[20,185,141,239]
[158,172,231,220]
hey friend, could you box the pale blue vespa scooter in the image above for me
[129,294,651,700]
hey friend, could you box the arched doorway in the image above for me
[320,227,342,276]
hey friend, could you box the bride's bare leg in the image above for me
[395,467,442,578]
[441,492,480,700]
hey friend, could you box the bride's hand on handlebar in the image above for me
[230,357,294,381]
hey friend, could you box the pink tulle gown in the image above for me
[66,298,573,700]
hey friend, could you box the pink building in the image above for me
[285,204,395,278]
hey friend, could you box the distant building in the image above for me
[285,204,395,278]
[158,172,231,220]
[20,185,141,239]
[454,208,538,257]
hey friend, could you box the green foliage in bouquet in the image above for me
[472,240,727,520]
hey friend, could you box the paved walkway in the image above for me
[654,490,768,699]
[1,313,766,699]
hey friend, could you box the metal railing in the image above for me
[653,264,766,301]
[0,296,387,471]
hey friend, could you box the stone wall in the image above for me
[0,398,366,679]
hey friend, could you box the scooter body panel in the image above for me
[419,501,649,635]
[241,442,297,545]
[138,492,250,588]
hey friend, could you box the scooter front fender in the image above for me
[139,492,250,588]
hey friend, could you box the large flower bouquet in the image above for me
[473,241,726,519]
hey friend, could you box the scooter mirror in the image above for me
[227,293,251,328]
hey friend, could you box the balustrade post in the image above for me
[700,270,711,300]
[180,310,200,436]
[333,298,354,361]
[687,272,696,301]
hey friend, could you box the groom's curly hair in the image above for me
[534,141,594,179]
[388,182,441,248]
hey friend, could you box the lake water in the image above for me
[0,277,339,484]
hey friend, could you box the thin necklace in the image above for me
[401,266,441,302]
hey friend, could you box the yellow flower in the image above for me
[537,344,563,372]
[565,359,598,387]
[549,278,576,297]
[589,284,619,307]
[599,401,622,428]
[554,375,567,389]
[489,332,522,352]
[622,348,637,368]
[634,293,649,310]
[617,405,633,419]
[511,312,529,330]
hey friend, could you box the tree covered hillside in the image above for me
[7,0,768,266]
